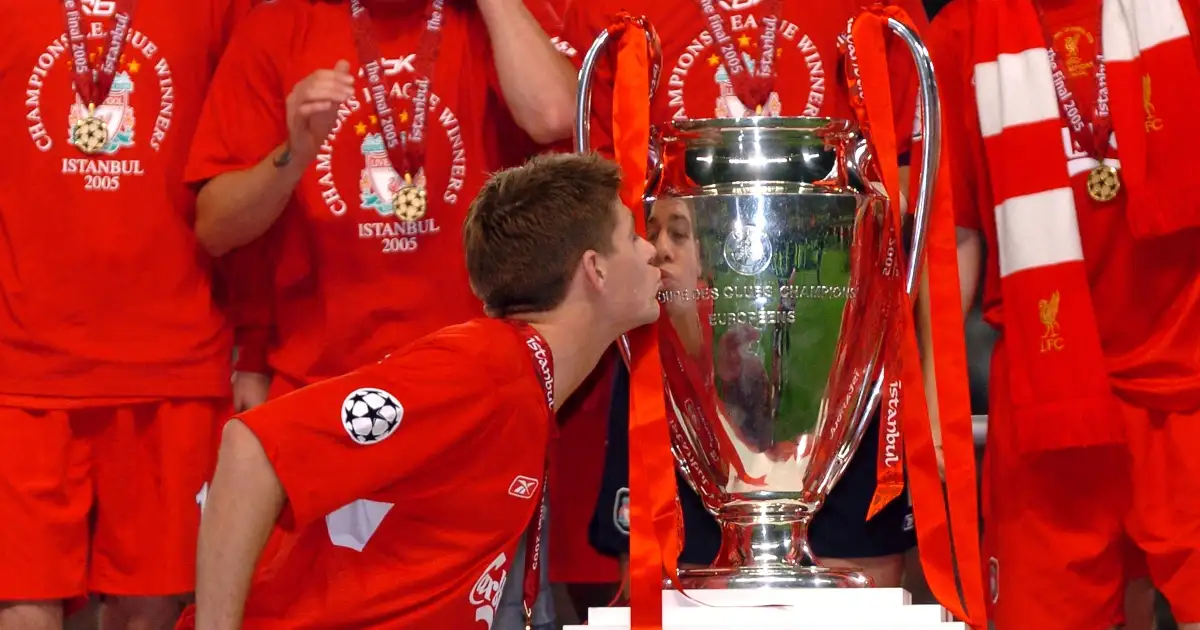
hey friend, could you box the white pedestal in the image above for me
[564,588,967,629]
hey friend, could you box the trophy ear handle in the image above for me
[882,16,942,298]
[573,14,662,155]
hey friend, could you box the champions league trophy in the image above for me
[576,16,941,589]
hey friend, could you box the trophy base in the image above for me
[670,564,874,589]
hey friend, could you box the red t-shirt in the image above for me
[928,0,1200,408]
[234,318,552,629]
[0,0,248,401]
[559,0,928,157]
[189,0,556,385]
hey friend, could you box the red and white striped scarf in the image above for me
[972,0,1200,452]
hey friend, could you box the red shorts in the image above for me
[0,401,225,599]
[983,344,1200,628]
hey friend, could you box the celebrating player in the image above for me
[184,153,662,630]
[187,2,582,627]
[0,1,251,629]
[926,0,1200,628]
[188,0,577,404]
[563,0,931,590]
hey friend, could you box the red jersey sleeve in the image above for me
[924,1,984,231]
[209,0,255,65]
[238,336,529,530]
[187,2,299,184]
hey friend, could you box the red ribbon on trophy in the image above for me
[608,15,681,630]
[841,6,986,628]
[840,8,908,521]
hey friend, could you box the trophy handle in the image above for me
[818,18,942,501]
[572,15,663,156]
[576,17,661,370]
[884,17,942,297]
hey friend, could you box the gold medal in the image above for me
[1086,164,1120,203]
[392,173,427,221]
[72,103,109,155]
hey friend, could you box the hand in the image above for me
[232,371,271,413]
[285,60,355,166]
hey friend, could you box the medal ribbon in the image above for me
[349,0,445,180]
[510,322,555,630]
[692,0,782,111]
[62,0,139,109]
[1035,3,1112,162]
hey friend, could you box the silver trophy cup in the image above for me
[576,15,940,589]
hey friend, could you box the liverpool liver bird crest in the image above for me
[1039,291,1061,338]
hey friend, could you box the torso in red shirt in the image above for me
[0,0,244,400]
[189,0,550,384]
[560,0,926,154]
[929,0,1200,408]
[223,318,552,630]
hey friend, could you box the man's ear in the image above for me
[579,249,604,290]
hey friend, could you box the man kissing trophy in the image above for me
[574,6,986,630]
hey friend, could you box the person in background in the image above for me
[184,153,662,630]
[205,0,577,410]
[563,0,931,591]
[927,0,1200,628]
[188,2,577,627]
[0,1,250,629]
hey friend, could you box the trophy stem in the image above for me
[717,504,816,569]
[670,505,875,589]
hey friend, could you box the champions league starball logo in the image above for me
[341,388,403,445]
[67,71,136,155]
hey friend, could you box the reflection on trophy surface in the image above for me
[576,15,941,590]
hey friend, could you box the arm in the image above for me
[956,227,982,314]
[195,63,353,258]
[187,4,354,257]
[477,0,578,143]
[195,146,308,257]
[218,231,279,411]
[913,265,944,477]
[195,420,285,630]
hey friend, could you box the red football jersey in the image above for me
[928,0,1200,408]
[0,0,248,401]
[560,0,927,157]
[233,318,553,629]
[188,0,559,385]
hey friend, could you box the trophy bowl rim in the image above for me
[651,182,865,199]
[667,116,858,135]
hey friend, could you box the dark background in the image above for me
[924,0,951,16]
